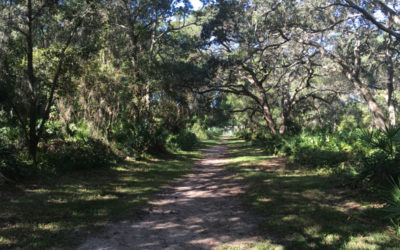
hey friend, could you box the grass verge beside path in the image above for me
[222,137,400,249]
[0,142,210,250]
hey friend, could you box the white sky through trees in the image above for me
[190,0,203,10]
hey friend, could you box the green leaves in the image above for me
[358,126,400,184]
[359,126,400,158]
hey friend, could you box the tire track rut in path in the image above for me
[78,142,262,249]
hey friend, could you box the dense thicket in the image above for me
[0,0,215,176]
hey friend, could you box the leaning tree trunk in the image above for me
[350,39,387,130]
[256,87,277,135]
[347,73,387,130]
[310,38,388,131]
[262,102,277,134]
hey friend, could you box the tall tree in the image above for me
[285,0,396,130]
[0,0,100,163]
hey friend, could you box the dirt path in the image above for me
[78,143,262,249]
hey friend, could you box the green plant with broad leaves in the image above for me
[384,178,400,235]
[358,126,400,184]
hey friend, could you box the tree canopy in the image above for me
[0,0,399,166]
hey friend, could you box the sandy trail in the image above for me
[78,143,262,250]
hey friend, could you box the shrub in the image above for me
[384,179,400,234]
[191,122,209,140]
[113,121,154,155]
[234,129,253,141]
[237,129,350,169]
[0,142,30,179]
[278,132,349,169]
[236,126,400,189]
[207,127,223,138]
[39,138,119,174]
[166,130,197,151]
[358,126,400,184]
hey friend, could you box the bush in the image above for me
[237,129,350,169]
[278,132,349,169]
[0,142,30,179]
[234,129,249,140]
[384,179,400,233]
[236,126,400,189]
[207,127,223,138]
[39,138,119,174]
[358,126,400,184]
[191,123,209,140]
[166,130,197,151]
[112,121,155,155]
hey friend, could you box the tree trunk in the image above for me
[385,21,396,126]
[27,0,39,164]
[346,73,387,130]
[279,111,288,134]
[28,136,39,166]
[255,85,277,134]
[261,101,277,134]
[310,38,388,131]
[245,71,277,134]
[386,50,396,126]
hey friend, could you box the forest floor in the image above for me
[0,144,202,249]
[77,138,400,250]
[78,140,280,249]
[222,138,400,249]
[2,138,400,249]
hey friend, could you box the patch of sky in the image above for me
[190,0,203,10]
[176,0,203,11]
[373,9,385,22]
[349,93,362,103]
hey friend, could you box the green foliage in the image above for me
[208,127,223,138]
[237,126,400,189]
[0,144,201,249]
[38,139,119,175]
[191,122,221,140]
[222,139,399,249]
[113,121,155,155]
[0,142,29,179]
[68,122,92,142]
[279,132,349,169]
[385,179,400,231]
[44,118,63,140]
[358,126,400,184]
[234,129,253,141]
[166,130,198,151]
[237,129,353,169]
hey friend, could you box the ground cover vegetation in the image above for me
[222,138,399,249]
[1,0,400,248]
[0,145,203,249]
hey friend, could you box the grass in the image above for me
[3,137,398,249]
[0,143,207,250]
[217,240,284,250]
[221,138,400,249]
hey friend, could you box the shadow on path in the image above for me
[78,143,271,249]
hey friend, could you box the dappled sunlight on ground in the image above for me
[0,150,201,249]
[3,138,397,249]
[78,144,281,249]
[222,138,399,249]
